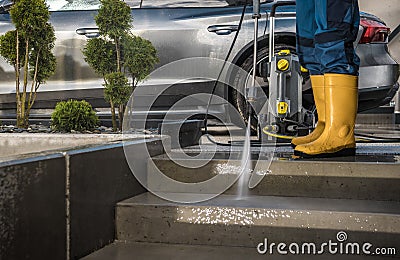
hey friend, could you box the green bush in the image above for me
[51,100,99,132]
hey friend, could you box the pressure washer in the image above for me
[202,0,400,188]
[205,0,304,146]
[251,0,305,143]
[204,0,400,146]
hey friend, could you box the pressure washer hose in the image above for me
[262,126,400,143]
[203,1,251,146]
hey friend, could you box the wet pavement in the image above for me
[82,123,400,260]
[181,123,400,163]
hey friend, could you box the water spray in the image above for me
[240,0,261,191]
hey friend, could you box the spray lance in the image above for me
[246,0,261,107]
[247,0,302,189]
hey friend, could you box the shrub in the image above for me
[51,100,99,132]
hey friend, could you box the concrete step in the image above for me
[147,155,400,201]
[116,192,400,251]
[81,241,369,260]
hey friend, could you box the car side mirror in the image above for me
[0,0,13,14]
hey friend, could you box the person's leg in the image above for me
[292,0,326,148]
[314,0,360,75]
[291,75,325,148]
[295,0,320,75]
[294,0,360,157]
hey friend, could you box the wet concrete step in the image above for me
[147,156,400,201]
[81,241,368,259]
[116,192,400,250]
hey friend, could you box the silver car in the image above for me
[0,0,399,125]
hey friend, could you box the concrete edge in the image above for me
[0,135,167,260]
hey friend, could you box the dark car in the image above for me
[0,0,399,126]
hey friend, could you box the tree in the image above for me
[82,0,158,131]
[103,72,131,130]
[96,0,131,73]
[83,38,116,76]
[0,0,56,128]
[123,36,159,88]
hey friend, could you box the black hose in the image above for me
[355,133,400,142]
[203,1,249,147]
[389,23,400,43]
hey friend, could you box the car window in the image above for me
[47,0,100,11]
[46,0,142,11]
[141,0,230,8]
[124,0,142,8]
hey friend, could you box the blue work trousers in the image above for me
[296,0,360,75]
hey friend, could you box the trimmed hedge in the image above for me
[51,100,99,132]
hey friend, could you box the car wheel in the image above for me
[231,43,307,131]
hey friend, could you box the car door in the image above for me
[1,0,246,102]
[0,0,259,114]
[124,0,259,120]
[133,0,243,67]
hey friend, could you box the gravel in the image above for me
[0,124,159,135]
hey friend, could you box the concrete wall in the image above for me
[359,1,399,27]
[0,155,67,260]
[0,138,165,260]
[360,0,400,61]
[360,0,400,113]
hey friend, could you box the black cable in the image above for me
[263,10,269,35]
[203,1,249,147]
[355,133,400,142]
[389,23,400,43]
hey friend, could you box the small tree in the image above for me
[83,37,120,130]
[83,38,116,76]
[123,36,159,88]
[104,72,131,130]
[82,0,158,131]
[0,0,56,128]
[95,0,131,73]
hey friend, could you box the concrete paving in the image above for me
[82,241,369,260]
[61,122,399,259]
[181,141,400,157]
[115,192,400,248]
[148,155,400,200]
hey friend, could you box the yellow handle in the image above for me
[277,101,289,114]
[277,59,289,71]
[300,66,308,73]
[278,49,291,55]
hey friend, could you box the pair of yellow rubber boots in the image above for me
[292,74,358,158]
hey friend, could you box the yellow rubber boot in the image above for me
[291,75,325,148]
[294,74,358,157]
